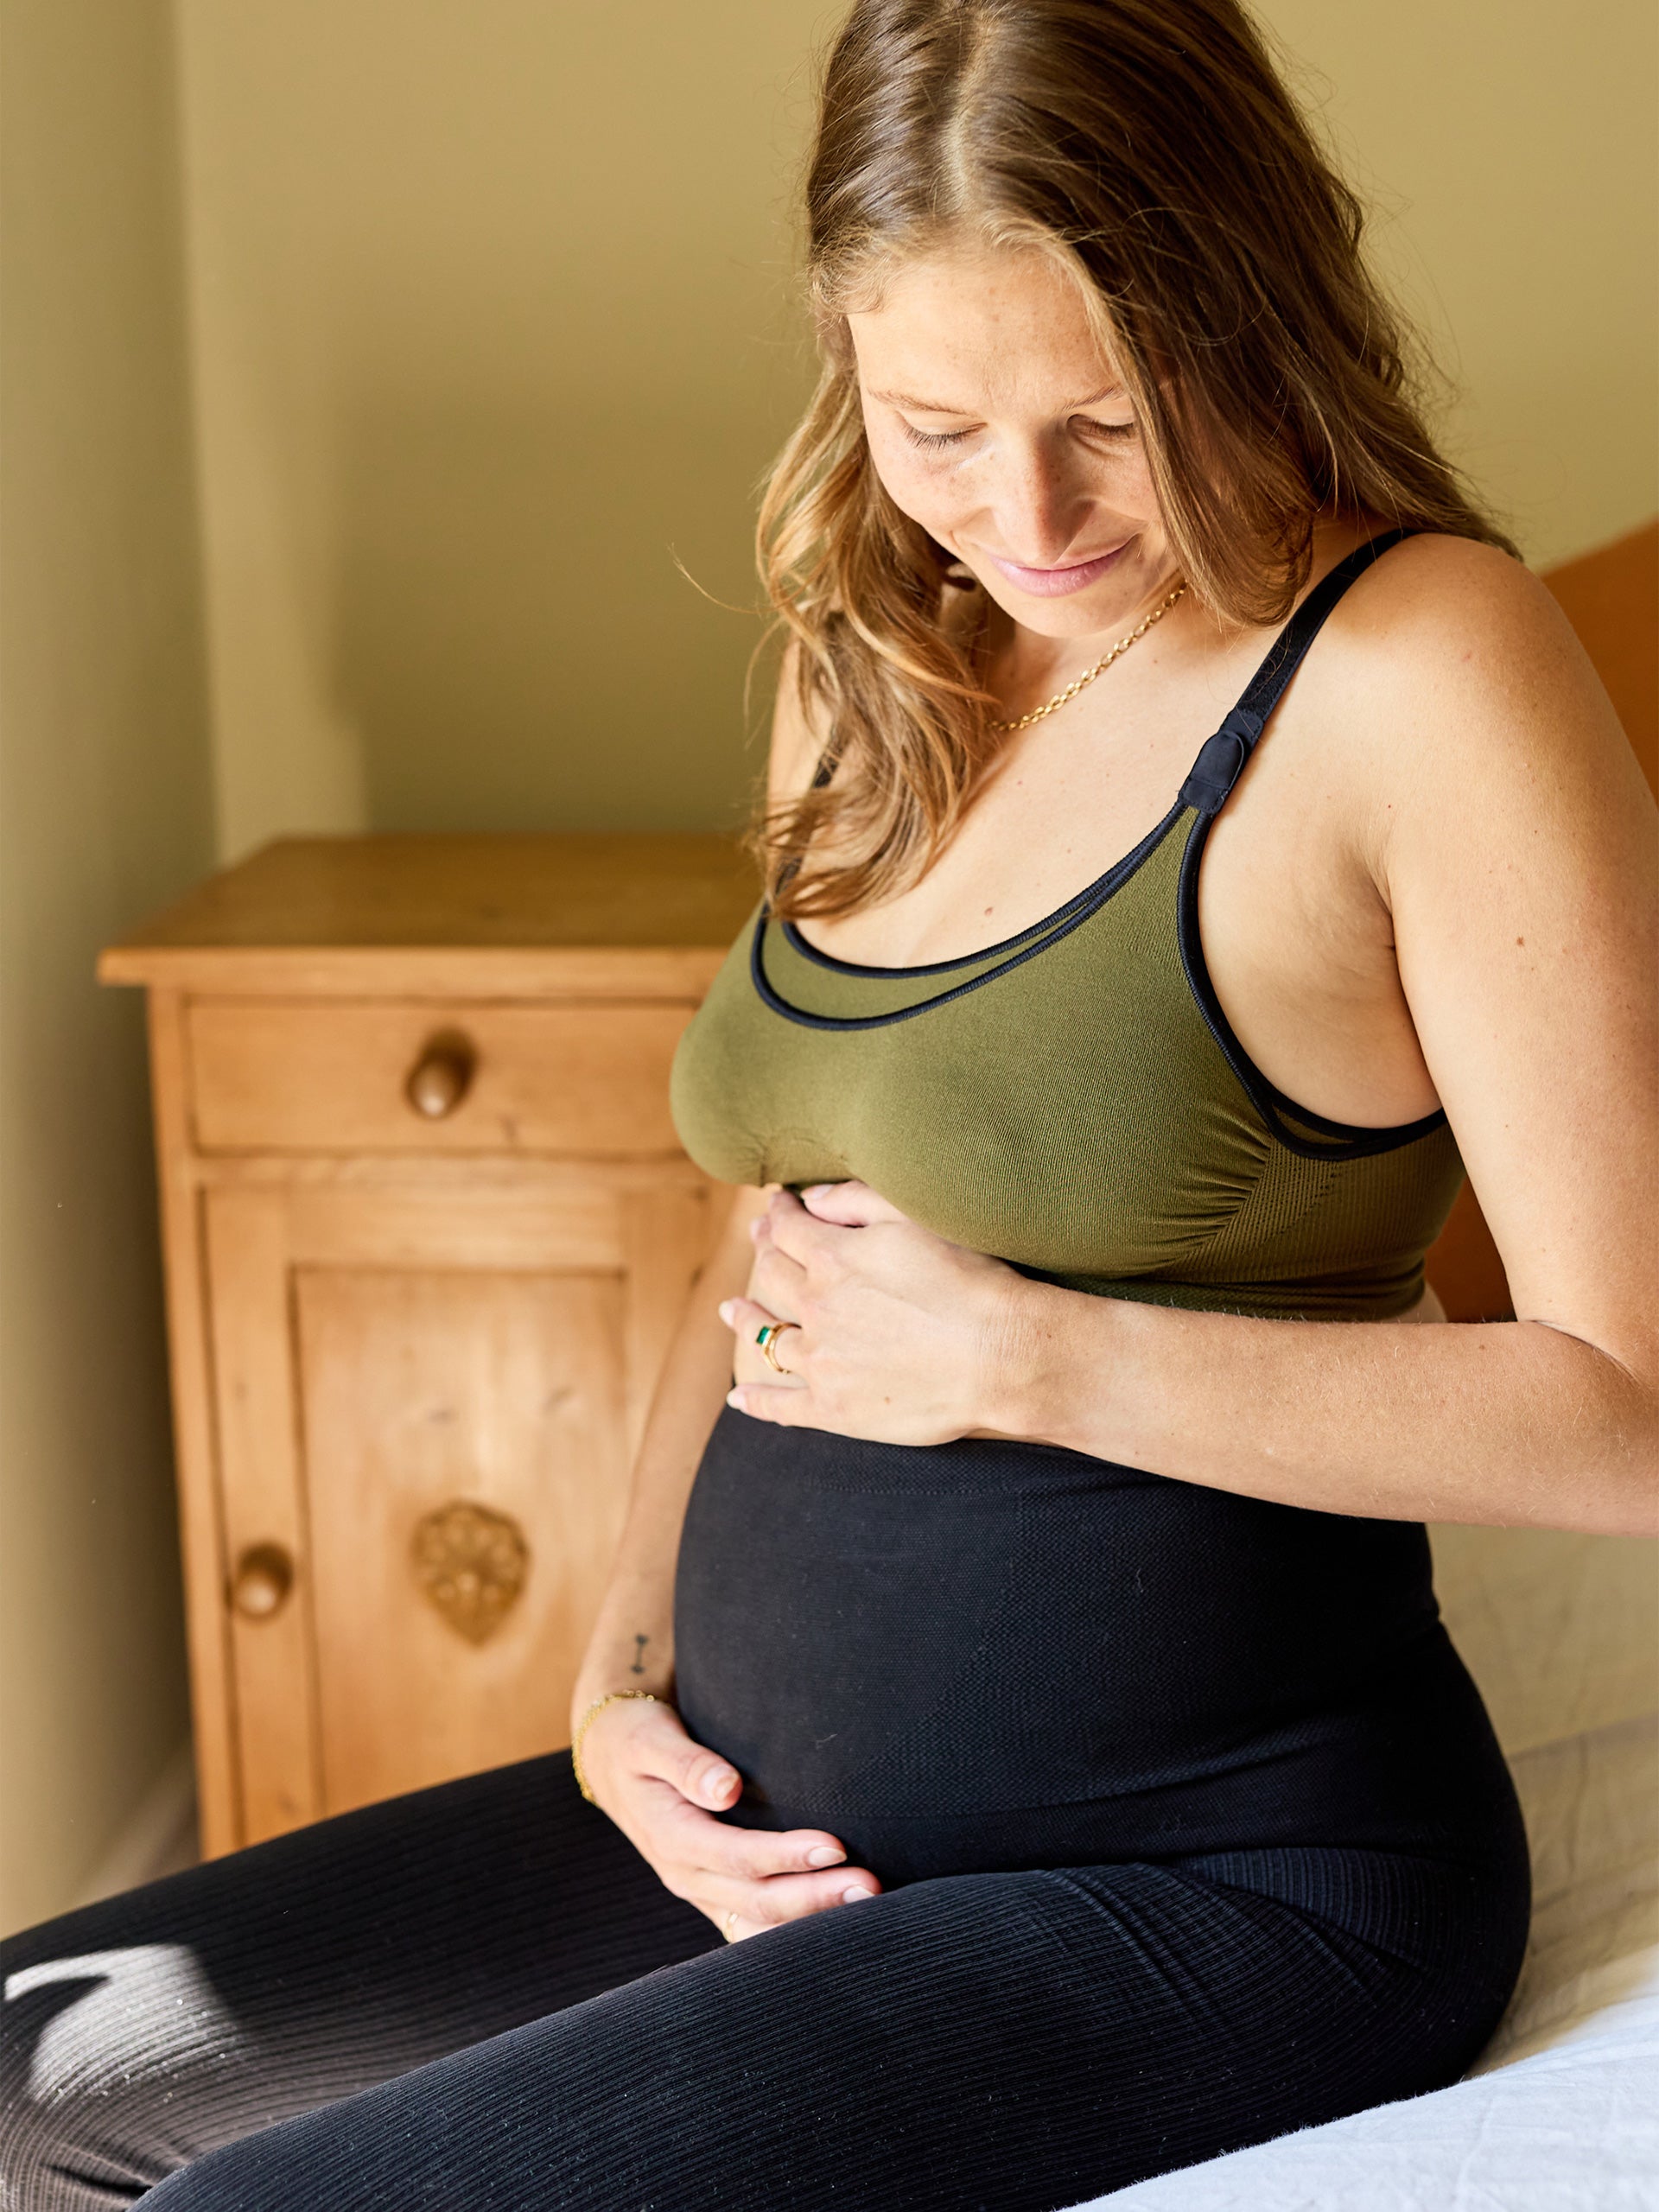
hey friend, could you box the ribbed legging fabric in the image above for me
[2,1747,1527,2211]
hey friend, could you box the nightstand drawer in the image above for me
[187,998,695,1155]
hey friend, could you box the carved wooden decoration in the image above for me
[411,1500,529,1644]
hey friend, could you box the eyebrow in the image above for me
[868,383,1128,414]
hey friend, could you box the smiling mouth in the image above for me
[982,540,1135,597]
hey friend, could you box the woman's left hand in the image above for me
[718,1182,1029,1445]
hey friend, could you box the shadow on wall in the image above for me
[1,0,213,1936]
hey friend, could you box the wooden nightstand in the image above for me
[101,834,756,1859]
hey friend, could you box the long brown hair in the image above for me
[751,0,1515,919]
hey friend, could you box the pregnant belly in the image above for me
[671,1407,1479,1879]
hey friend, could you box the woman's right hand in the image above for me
[577,1694,881,1942]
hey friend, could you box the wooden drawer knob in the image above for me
[406,1033,476,1119]
[230,1542,294,1621]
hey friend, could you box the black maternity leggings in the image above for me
[1,1414,1531,2211]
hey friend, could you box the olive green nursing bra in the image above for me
[670,531,1462,1322]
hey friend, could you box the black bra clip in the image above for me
[1178,707,1265,816]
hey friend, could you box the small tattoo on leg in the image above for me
[631,1635,649,1675]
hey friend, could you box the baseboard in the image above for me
[73,1740,199,1909]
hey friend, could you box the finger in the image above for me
[699,1868,882,1933]
[798,1179,910,1227]
[717,1293,784,1341]
[746,1212,812,1313]
[747,1235,809,1311]
[760,1187,849,1264]
[641,1798,856,1898]
[716,1292,771,1339]
[623,1710,743,1811]
[695,1818,852,1882]
[726,1380,810,1421]
[718,1297,807,1376]
[636,1789,840,1875]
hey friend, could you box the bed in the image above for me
[1070,1522,1659,2209]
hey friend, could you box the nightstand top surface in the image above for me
[100,834,761,991]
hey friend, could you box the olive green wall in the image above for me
[1262,0,1658,575]
[0,0,213,1932]
[172,0,1658,861]
[173,0,831,859]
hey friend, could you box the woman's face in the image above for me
[846,242,1171,640]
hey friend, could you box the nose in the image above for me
[987,435,1095,566]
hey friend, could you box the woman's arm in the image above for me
[1033,550,1659,1530]
[573,635,825,1731]
[996,1278,1656,1535]
[724,550,1659,1536]
[570,1182,880,1936]
[570,646,880,1939]
[569,1181,766,1729]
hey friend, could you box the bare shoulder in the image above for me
[1305,531,1654,860]
[766,638,834,811]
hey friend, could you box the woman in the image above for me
[3,2,1654,2206]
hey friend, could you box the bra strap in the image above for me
[1178,526,1414,817]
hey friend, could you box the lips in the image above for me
[983,540,1133,598]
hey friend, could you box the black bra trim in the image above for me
[751,527,1449,1161]
[750,804,1185,1033]
[1173,807,1449,1161]
[781,821,1160,979]
[770,529,1415,989]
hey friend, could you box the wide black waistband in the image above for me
[673,1409,1522,1882]
[723,1636,1525,1883]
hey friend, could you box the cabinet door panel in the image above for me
[296,1267,628,1815]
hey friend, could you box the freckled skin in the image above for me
[578,243,1656,1963]
[721,239,1657,1537]
[791,245,1446,1132]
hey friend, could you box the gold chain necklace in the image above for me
[989,579,1187,734]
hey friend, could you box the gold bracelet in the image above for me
[570,1689,659,1804]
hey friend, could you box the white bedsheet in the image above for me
[1074,1711,1658,2209]
[1064,1526,1659,2210]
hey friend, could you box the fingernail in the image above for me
[725,1388,743,1409]
[716,1300,734,1324]
[842,1885,874,1904]
[702,1765,737,1797]
[807,1846,844,1868]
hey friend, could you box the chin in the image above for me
[976,573,1159,637]
[950,531,1167,627]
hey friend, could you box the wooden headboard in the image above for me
[1426,519,1658,1321]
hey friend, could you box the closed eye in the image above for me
[902,423,972,452]
[901,418,1137,454]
